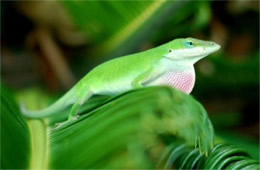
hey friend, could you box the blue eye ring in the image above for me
[184,41,194,48]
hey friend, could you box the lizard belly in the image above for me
[149,70,195,94]
[92,80,132,96]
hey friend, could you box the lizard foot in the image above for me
[71,115,80,121]
[53,115,80,129]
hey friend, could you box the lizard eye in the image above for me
[184,41,194,48]
[169,49,172,53]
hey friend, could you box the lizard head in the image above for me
[165,38,220,64]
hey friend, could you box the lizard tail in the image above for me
[20,86,77,119]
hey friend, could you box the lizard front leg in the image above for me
[131,68,155,88]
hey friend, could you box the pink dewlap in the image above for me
[157,71,195,94]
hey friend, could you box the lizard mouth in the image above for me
[208,43,221,53]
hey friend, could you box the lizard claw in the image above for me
[71,115,80,121]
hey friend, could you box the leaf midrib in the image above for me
[27,119,49,169]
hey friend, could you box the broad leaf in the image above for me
[3,86,214,169]
[1,87,30,169]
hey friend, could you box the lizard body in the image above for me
[21,38,220,120]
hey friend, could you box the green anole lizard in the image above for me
[21,38,220,120]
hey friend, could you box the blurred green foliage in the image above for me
[62,1,212,70]
[63,1,209,58]
[162,143,259,169]
[2,86,259,169]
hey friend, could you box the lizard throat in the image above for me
[150,69,195,94]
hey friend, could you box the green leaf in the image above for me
[0,87,30,169]
[3,85,259,169]
[165,143,260,169]
[6,86,214,168]
[46,87,214,168]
